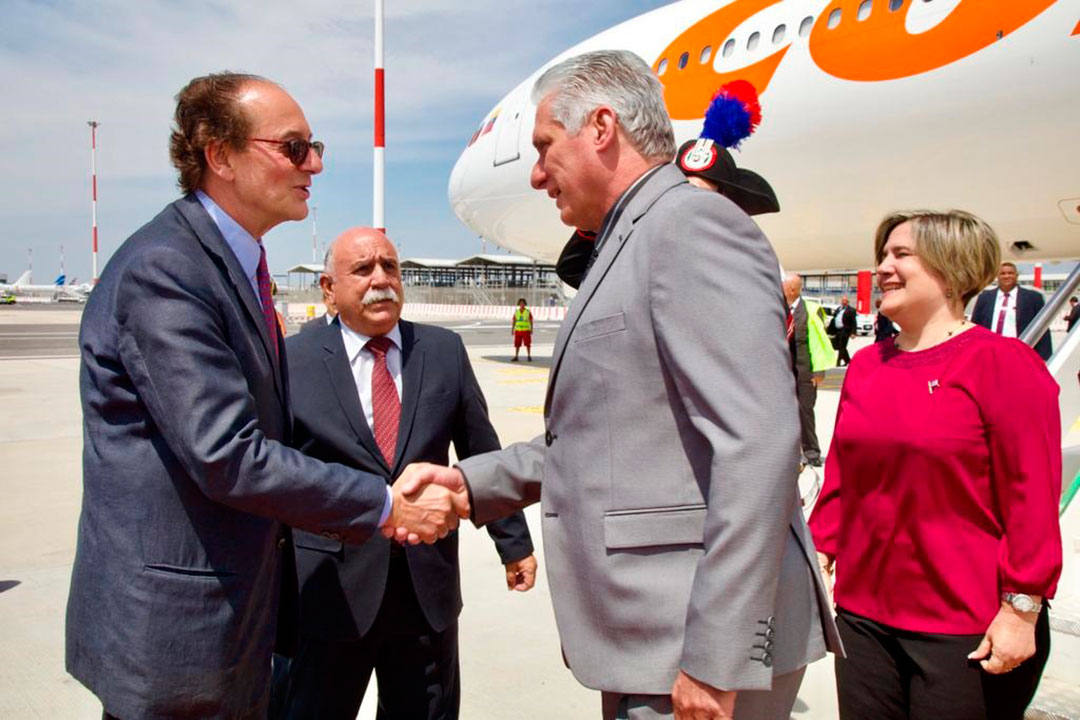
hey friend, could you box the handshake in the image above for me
[380,463,470,544]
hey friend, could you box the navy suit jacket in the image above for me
[971,286,1052,360]
[285,319,533,640]
[67,194,390,719]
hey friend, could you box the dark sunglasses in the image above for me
[249,137,325,167]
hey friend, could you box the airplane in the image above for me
[448,0,1080,272]
[0,270,88,302]
[446,1,1080,713]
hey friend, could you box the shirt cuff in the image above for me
[378,485,393,527]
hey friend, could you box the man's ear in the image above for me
[319,273,334,306]
[591,106,618,151]
[204,140,235,182]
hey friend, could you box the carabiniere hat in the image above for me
[675,80,780,217]
[676,138,779,216]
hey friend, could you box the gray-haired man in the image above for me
[396,50,840,719]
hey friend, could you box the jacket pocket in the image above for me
[603,504,706,549]
[143,563,237,579]
[574,312,626,342]
[294,532,345,555]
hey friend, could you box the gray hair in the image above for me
[531,50,675,163]
[322,245,335,277]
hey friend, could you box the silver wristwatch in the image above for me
[1002,592,1042,613]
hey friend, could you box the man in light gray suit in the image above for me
[396,51,840,719]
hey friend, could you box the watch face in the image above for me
[1009,594,1037,612]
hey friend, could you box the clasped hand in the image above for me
[380,462,470,545]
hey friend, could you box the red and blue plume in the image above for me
[700,80,762,150]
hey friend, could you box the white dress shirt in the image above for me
[991,288,1019,338]
[340,320,404,526]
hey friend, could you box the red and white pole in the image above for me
[373,0,386,238]
[88,121,100,284]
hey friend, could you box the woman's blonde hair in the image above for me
[874,210,1001,305]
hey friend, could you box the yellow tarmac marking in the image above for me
[498,378,546,385]
[512,406,544,414]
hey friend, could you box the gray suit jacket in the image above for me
[457,164,840,695]
[67,195,389,719]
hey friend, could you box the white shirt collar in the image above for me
[340,320,402,363]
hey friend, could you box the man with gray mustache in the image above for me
[278,227,536,718]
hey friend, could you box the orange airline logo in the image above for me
[655,0,1059,121]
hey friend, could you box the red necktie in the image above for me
[786,308,795,342]
[994,291,1010,334]
[366,336,400,466]
[256,244,278,358]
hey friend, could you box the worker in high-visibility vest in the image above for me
[784,273,836,467]
[511,298,533,362]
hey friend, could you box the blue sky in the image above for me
[0,0,671,284]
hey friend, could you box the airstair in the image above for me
[1024,264,1080,720]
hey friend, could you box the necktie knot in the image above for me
[366,336,392,358]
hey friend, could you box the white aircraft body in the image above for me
[0,271,88,301]
[448,0,1080,271]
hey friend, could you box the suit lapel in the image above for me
[392,321,423,476]
[319,320,385,469]
[175,195,286,402]
[544,165,687,415]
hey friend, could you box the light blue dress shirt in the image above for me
[195,190,264,308]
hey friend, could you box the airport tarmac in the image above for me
[0,305,858,719]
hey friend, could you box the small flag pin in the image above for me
[928,379,940,395]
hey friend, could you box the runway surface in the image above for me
[0,303,857,719]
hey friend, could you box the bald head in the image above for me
[321,227,403,336]
[782,272,803,304]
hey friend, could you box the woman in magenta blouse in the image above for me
[809,210,1061,719]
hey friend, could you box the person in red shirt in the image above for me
[809,210,1062,719]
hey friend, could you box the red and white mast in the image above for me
[88,120,100,284]
[373,0,386,238]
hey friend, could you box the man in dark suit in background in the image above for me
[67,73,464,720]
[278,227,536,719]
[828,295,857,366]
[784,273,823,467]
[971,261,1052,361]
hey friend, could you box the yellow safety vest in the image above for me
[514,308,533,332]
[806,300,837,372]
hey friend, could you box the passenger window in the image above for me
[657,58,668,76]
[858,0,872,20]
[722,38,736,57]
[700,45,712,64]
[827,8,842,28]
[889,0,904,10]
[678,52,689,70]
[747,31,760,51]
[772,24,786,44]
[799,16,814,37]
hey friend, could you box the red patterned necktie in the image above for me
[366,336,400,466]
[256,243,278,358]
[786,308,795,341]
[994,291,1010,334]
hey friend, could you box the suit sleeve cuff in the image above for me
[378,485,392,527]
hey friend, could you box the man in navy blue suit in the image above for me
[278,227,536,719]
[67,72,467,719]
[971,261,1052,361]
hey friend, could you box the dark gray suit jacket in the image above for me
[285,319,532,639]
[67,194,390,719]
[789,299,812,384]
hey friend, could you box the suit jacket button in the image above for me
[277,537,286,549]
[762,654,773,668]
[544,430,557,446]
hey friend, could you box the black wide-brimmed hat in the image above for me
[676,138,779,216]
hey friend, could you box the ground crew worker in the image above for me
[512,298,533,362]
